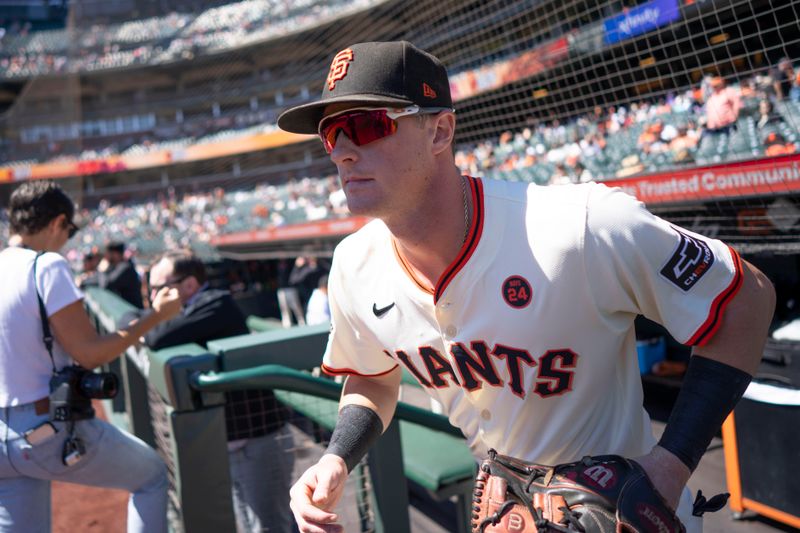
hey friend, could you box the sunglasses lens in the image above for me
[320,110,398,153]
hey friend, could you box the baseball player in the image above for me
[277,41,775,533]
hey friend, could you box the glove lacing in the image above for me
[475,463,586,533]
[477,502,585,533]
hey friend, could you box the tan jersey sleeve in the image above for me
[321,247,399,377]
[584,184,741,346]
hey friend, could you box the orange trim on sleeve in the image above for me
[320,362,399,378]
[686,246,744,346]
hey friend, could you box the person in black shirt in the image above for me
[276,258,306,328]
[121,251,294,532]
[100,241,144,308]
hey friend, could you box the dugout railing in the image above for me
[83,287,477,533]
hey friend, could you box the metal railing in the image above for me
[83,287,473,533]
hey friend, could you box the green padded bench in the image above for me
[245,315,284,333]
[274,390,476,532]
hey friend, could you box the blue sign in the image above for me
[604,0,680,45]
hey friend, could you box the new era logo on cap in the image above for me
[422,83,437,99]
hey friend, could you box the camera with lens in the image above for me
[49,365,119,422]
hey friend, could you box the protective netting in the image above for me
[1,0,799,257]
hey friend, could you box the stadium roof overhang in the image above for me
[211,216,371,260]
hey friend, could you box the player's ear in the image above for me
[430,112,456,156]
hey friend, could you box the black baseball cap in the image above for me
[278,41,453,135]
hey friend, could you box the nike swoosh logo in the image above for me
[372,302,395,317]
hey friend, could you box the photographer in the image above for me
[0,181,181,533]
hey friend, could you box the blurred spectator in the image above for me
[574,162,593,183]
[764,132,797,157]
[119,250,294,532]
[669,124,699,164]
[275,258,306,328]
[305,274,330,326]
[791,64,800,103]
[756,99,780,130]
[637,119,668,154]
[549,164,572,185]
[772,58,795,101]
[289,256,326,311]
[704,77,741,135]
[76,250,101,289]
[99,241,144,308]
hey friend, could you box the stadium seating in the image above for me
[0,0,379,79]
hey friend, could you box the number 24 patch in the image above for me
[502,275,533,308]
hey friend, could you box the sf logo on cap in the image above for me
[327,49,354,90]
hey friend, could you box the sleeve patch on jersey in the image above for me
[659,228,715,292]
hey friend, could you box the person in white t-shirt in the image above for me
[0,181,181,533]
[305,274,330,326]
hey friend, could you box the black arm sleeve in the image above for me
[658,355,751,471]
[326,404,384,473]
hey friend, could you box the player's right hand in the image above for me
[151,287,181,321]
[290,453,348,533]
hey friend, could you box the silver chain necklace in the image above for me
[461,175,470,244]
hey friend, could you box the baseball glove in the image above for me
[472,449,686,533]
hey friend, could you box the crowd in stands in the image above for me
[457,64,800,186]
[2,58,800,269]
[5,58,799,182]
[39,174,348,267]
[0,0,376,79]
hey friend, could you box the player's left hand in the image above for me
[632,445,692,510]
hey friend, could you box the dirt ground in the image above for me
[52,481,127,533]
[51,401,127,533]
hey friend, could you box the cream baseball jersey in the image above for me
[322,177,742,465]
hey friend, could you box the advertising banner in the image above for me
[0,130,313,180]
[604,0,680,45]
[212,216,371,246]
[604,154,800,205]
[449,38,569,101]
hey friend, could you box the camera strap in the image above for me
[32,252,58,375]
[32,252,91,454]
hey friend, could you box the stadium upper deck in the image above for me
[1,0,798,244]
[0,0,378,80]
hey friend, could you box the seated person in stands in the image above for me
[100,241,144,308]
[120,251,294,533]
[764,131,797,157]
[756,99,780,130]
[669,124,699,163]
[637,119,668,154]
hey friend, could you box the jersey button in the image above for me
[444,325,457,338]
[481,409,492,421]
